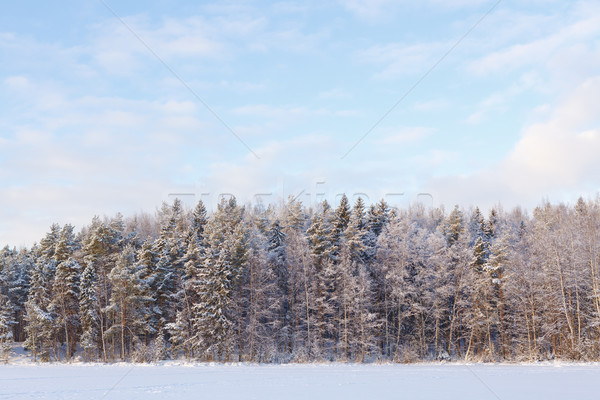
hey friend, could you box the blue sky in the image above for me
[1,0,600,246]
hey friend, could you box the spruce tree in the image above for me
[306,200,340,356]
[24,260,56,361]
[168,237,203,358]
[82,217,123,359]
[49,258,81,360]
[267,220,290,353]
[79,262,100,360]
[190,200,208,245]
[135,240,159,338]
[0,248,31,342]
[0,293,16,360]
[108,245,154,360]
[152,200,187,332]
[193,197,246,360]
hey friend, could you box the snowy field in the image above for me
[1,362,600,400]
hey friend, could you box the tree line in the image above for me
[1,194,600,363]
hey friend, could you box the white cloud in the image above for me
[468,10,600,77]
[465,76,537,124]
[339,0,491,21]
[0,79,231,246]
[430,76,600,210]
[318,88,352,99]
[377,127,433,144]
[231,103,360,121]
[232,104,310,118]
[413,99,449,111]
[4,75,30,88]
[339,0,396,21]
[359,41,448,79]
[88,15,228,76]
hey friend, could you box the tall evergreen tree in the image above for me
[49,258,81,359]
[266,220,290,353]
[193,197,246,360]
[306,201,337,355]
[106,245,152,360]
[0,293,16,360]
[79,262,100,360]
[24,260,56,361]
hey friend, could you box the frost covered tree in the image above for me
[306,200,338,356]
[106,245,152,360]
[0,248,31,342]
[81,216,124,358]
[54,224,78,263]
[24,260,56,361]
[0,293,16,360]
[152,200,187,332]
[239,217,280,362]
[49,258,81,360]
[79,262,100,360]
[193,197,246,360]
[135,240,159,339]
[189,200,208,246]
[11,193,600,363]
[168,234,204,358]
[266,220,291,354]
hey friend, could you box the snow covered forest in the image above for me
[2,195,600,363]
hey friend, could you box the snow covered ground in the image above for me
[2,361,600,400]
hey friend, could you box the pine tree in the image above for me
[266,220,290,353]
[306,201,337,356]
[135,240,159,339]
[82,217,123,360]
[0,293,16,360]
[443,207,475,359]
[485,232,509,358]
[333,194,351,255]
[168,200,209,358]
[168,237,203,358]
[152,237,176,331]
[469,207,489,270]
[37,224,61,261]
[284,228,316,360]
[0,248,31,342]
[445,206,463,246]
[377,213,421,359]
[424,228,452,359]
[193,197,246,360]
[49,258,81,360]
[54,224,78,264]
[106,245,152,360]
[241,220,280,361]
[346,197,369,263]
[283,196,305,233]
[152,200,187,332]
[368,199,391,237]
[190,200,208,245]
[24,260,56,361]
[79,262,100,360]
[466,207,495,360]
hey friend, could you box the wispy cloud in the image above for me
[430,75,600,209]
[358,41,450,79]
[377,126,433,144]
[468,9,600,77]
[318,88,352,99]
[338,0,396,21]
[465,74,538,124]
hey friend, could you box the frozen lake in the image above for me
[1,362,599,399]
